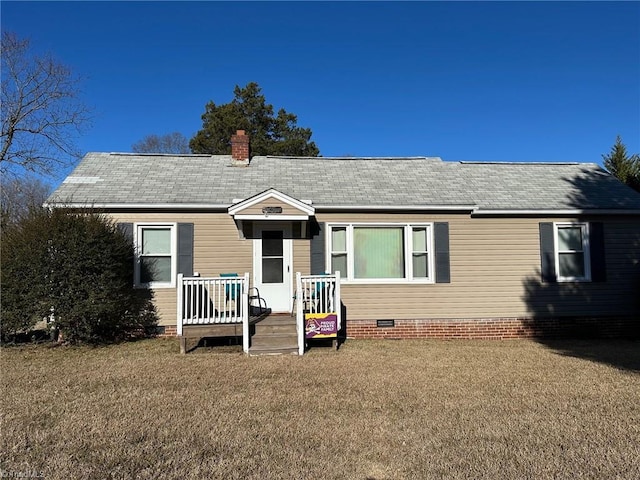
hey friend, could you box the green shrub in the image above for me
[1,208,157,343]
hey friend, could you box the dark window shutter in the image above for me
[539,222,557,283]
[117,223,135,284]
[177,223,194,276]
[590,222,606,282]
[310,222,326,275]
[118,222,133,241]
[434,222,450,283]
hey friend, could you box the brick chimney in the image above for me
[231,130,250,166]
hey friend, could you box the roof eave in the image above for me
[43,203,640,216]
[471,208,640,216]
[313,204,477,212]
[44,202,231,210]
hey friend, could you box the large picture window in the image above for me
[135,224,177,287]
[554,223,590,281]
[354,227,404,278]
[328,224,433,282]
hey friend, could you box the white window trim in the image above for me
[326,223,435,284]
[134,223,178,288]
[554,222,591,282]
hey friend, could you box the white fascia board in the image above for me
[228,188,315,216]
[471,208,640,216]
[313,204,477,212]
[233,214,310,221]
[45,202,230,210]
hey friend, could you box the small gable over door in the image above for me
[228,188,315,221]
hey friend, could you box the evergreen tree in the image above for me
[603,135,640,192]
[190,82,319,157]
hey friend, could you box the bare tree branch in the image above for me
[1,32,92,178]
[132,132,191,154]
[0,175,51,226]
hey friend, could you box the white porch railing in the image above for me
[177,273,250,353]
[295,272,341,355]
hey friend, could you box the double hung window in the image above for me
[135,224,177,287]
[554,223,590,281]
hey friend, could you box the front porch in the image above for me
[176,272,341,355]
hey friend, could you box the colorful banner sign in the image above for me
[305,313,338,339]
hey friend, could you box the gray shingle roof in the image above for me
[47,152,640,212]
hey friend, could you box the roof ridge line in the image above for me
[262,156,442,161]
[107,152,217,157]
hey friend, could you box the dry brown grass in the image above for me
[1,338,639,479]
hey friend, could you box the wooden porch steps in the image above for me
[249,314,298,356]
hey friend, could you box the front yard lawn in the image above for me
[1,339,638,479]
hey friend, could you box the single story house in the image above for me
[47,131,640,353]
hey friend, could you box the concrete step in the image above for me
[249,345,298,356]
[251,333,297,348]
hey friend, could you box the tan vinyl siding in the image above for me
[317,213,640,321]
[239,198,308,216]
[293,238,311,276]
[107,211,640,326]
[109,212,252,326]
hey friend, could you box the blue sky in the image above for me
[2,1,639,187]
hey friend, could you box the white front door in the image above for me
[253,224,292,312]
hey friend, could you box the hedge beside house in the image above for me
[1,208,157,343]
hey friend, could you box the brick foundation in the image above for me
[157,325,177,337]
[345,317,639,340]
[158,317,638,340]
